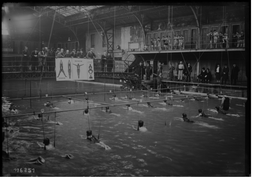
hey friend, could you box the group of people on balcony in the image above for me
[207,29,245,49]
[21,46,97,72]
[145,29,245,52]
[148,35,185,51]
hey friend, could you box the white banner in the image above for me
[86,59,95,80]
[55,58,94,81]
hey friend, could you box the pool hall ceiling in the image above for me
[2,3,246,40]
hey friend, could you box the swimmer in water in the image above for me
[127,104,132,110]
[215,106,240,117]
[37,138,54,150]
[102,107,120,117]
[109,94,118,101]
[68,97,74,104]
[196,109,209,118]
[132,120,148,132]
[182,113,194,123]
[83,108,89,115]
[163,100,173,106]
[221,96,230,111]
[126,105,143,114]
[9,104,18,114]
[194,109,224,121]
[86,130,100,143]
[193,96,204,102]
[86,130,111,150]
[147,102,154,108]
[44,101,54,108]
[159,100,173,106]
[215,106,227,115]
[105,106,112,113]
[141,94,148,98]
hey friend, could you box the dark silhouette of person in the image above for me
[68,60,71,79]
[221,64,229,85]
[231,64,240,85]
[73,63,84,78]
[57,60,67,77]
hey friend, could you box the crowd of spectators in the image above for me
[149,35,184,51]
[20,46,99,72]
[207,29,245,49]
[133,60,241,86]
[197,63,240,85]
[145,29,244,52]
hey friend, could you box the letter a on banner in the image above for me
[56,58,73,81]
[86,59,94,80]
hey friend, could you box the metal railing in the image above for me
[141,40,245,52]
[1,56,129,73]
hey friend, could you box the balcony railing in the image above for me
[129,40,245,52]
[1,56,132,73]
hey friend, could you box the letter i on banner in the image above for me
[86,59,94,80]
[56,58,73,81]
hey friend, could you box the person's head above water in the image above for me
[138,120,144,128]
[86,130,92,138]
[198,109,202,113]
[84,108,89,114]
[182,113,187,118]
[43,138,50,146]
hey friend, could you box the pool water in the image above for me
[2,91,247,176]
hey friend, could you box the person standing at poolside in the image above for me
[177,61,184,81]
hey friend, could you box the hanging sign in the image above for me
[56,58,94,81]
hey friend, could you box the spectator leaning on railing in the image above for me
[177,61,184,81]
[55,48,60,56]
[101,51,107,72]
[223,33,229,48]
[213,30,219,48]
[179,35,184,50]
[221,64,229,85]
[207,30,213,49]
[56,48,65,58]
[107,52,113,72]
[205,68,212,83]
[157,37,161,51]
[70,49,76,58]
[168,63,175,81]
[198,67,206,83]
[38,47,47,72]
[150,38,154,51]
[86,48,96,59]
[215,64,221,83]
[234,32,241,48]
[231,63,240,85]
[184,63,192,82]
[22,46,29,72]
[80,49,85,58]
[240,31,245,48]
[30,48,38,71]
[153,38,157,51]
